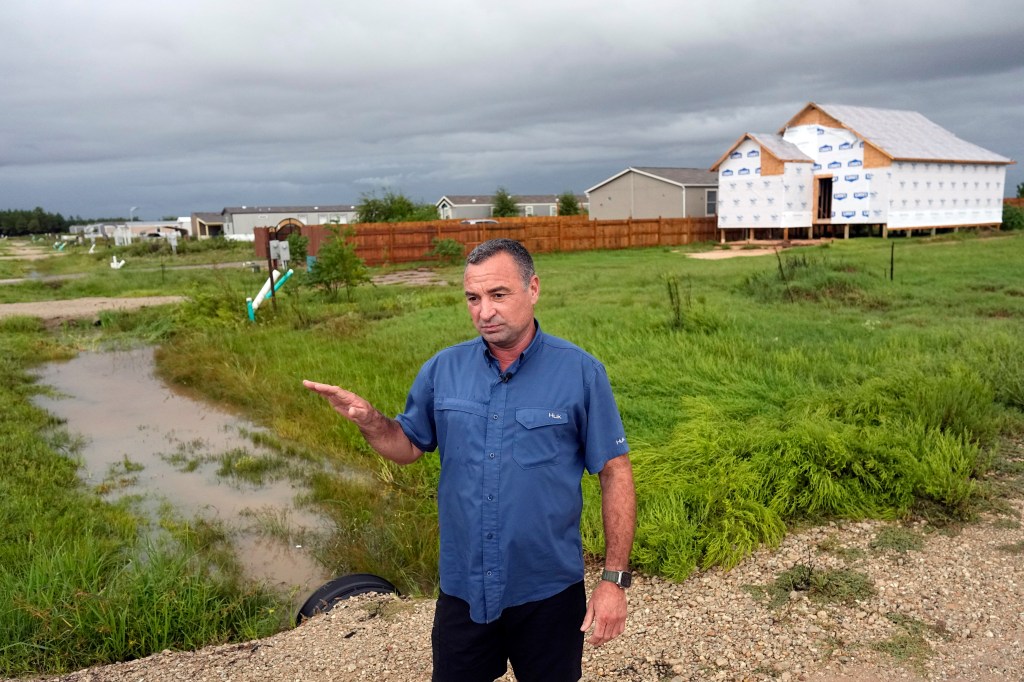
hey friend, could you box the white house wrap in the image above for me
[712,103,1014,237]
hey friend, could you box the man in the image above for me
[304,238,635,682]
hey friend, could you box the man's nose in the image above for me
[479,298,495,319]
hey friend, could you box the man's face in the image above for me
[464,252,540,351]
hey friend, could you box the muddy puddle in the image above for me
[32,346,332,607]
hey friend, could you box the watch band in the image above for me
[601,569,632,588]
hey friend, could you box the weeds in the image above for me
[997,540,1024,555]
[749,563,876,609]
[872,612,949,667]
[869,526,925,554]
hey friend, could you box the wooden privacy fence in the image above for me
[255,215,718,265]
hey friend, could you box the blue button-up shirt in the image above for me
[395,322,629,624]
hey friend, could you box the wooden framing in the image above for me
[812,175,833,224]
[863,142,893,169]
[760,151,785,176]
[779,104,844,132]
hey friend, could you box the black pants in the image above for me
[431,581,586,682]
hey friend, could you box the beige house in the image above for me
[585,167,718,220]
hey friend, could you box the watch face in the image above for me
[619,572,632,588]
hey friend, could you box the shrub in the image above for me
[428,238,464,265]
[306,225,371,301]
[1002,204,1024,231]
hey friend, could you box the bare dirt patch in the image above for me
[372,268,449,286]
[0,296,186,323]
[0,268,447,324]
[684,240,821,260]
[0,243,59,260]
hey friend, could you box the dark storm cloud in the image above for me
[0,0,1020,219]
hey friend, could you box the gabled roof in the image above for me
[585,167,717,194]
[710,133,812,171]
[782,103,1013,164]
[191,212,225,223]
[749,134,812,163]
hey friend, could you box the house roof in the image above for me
[192,212,225,223]
[222,204,358,215]
[782,103,1013,164]
[586,167,718,194]
[748,134,812,163]
[710,133,813,171]
[436,194,587,207]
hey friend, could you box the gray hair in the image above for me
[465,239,535,288]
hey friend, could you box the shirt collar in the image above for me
[481,319,543,375]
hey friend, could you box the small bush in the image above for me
[1002,204,1024,231]
[428,238,464,265]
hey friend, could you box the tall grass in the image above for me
[6,232,1024,673]
[148,232,1024,595]
[0,316,286,676]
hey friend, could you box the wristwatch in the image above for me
[601,569,632,588]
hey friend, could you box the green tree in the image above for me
[1016,181,1024,198]
[356,190,438,223]
[287,231,309,268]
[0,207,70,235]
[491,187,520,217]
[306,226,371,300]
[556,191,581,216]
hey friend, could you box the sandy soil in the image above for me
[0,296,187,323]
[0,267,447,324]
[684,240,822,260]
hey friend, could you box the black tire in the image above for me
[295,573,400,624]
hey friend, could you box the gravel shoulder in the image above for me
[11,493,1022,682]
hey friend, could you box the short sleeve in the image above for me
[583,361,629,474]
[395,358,438,453]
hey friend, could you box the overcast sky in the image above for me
[1,0,1021,220]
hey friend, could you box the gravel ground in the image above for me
[10,492,1022,682]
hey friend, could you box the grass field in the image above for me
[2,230,1024,674]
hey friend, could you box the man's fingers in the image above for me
[579,604,595,634]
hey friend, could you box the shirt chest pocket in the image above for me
[513,407,574,469]
[435,397,488,459]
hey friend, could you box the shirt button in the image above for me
[492,414,498,420]
[487,494,494,501]
[488,452,495,459]
[486,571,492,576]
[487,533,493,539]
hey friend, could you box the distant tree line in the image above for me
[0,207,136,236]
[0,207,73,236]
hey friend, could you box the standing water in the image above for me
[32,346,331,605]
